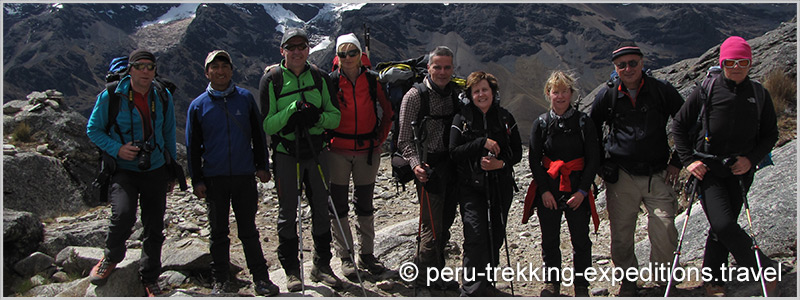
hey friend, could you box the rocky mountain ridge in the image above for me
[3,3,795,142]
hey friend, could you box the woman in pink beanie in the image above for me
[671,35,781,296]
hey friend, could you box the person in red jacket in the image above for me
[327,33,395,280]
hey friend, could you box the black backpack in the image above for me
[91,56,186,203]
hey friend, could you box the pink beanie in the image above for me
[719,36,752,66]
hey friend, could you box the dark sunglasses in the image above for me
[722,59,751,69]
[131,62,156,71]
[283,43,308,51]
[614,59,640,69]
[337,49,360,58]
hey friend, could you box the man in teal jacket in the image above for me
[259,28,342,292]
[85,49,176,296]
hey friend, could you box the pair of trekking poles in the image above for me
[410,120,515,296]
[292,122,367,297]
[664,156,770,297]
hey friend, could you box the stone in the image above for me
[591,287,610,296]
[50,271,70,283]
[3,209,44,267]
[36,144,48,153]
[84,249,145,297]
[3,144,17,155]
[3,153,86,219]
[41,219,108,258]
[14,252,55,277]
[159,270,189,287]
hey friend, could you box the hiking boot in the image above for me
[211,281,233,295]
[765,278,780,297]
[617,280,637,297]
[358,254,392,276]
[703,283,725,297]
[88,257,117,286]
[340,257,358,278]
[415,286,433,297]
[541,282,560,297]
[285,269,303,293]
[143,281,162,297]
[254,279,280,296]
[574,285,590,297]
[310,264,342,289]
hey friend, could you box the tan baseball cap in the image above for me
[204,50,232,70]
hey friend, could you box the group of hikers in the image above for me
[85,26,781,297]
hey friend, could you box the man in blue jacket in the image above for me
[86,49,177,296]
[186,50,279,296]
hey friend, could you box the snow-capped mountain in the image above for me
[3,2,795,141]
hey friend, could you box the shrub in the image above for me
[762,69,796,115]
[11,122,32,142]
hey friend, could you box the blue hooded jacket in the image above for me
[86,75,177,172]
[186,85,269,185]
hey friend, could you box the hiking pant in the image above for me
[699,172,775,285]
[607,169,678,274]
[327,150,380,257]
[536,190,592,288]
[458,182,512,296]
[274,151,333,271]
[413,154,458,286]
[205,175,270,283]
[104,166,168,283]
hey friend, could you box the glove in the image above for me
[281,112,300,135]
[297,102,321,127]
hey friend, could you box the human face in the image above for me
[205,59,233,91]
[337,44,361,71]
[548,84,573,115]
[722,59,750,84]
[470,79,493,113]
[428,55,454,89]
[613,54,643,88]
[280,37,309,73]
[128,59,155,93]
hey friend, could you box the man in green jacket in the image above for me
[258,28,342,292]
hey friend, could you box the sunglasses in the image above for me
[337,49,360,58]
[131,62,156,71]
[283,43,308,51]
[722,59,751,69]
[614,59,640,69]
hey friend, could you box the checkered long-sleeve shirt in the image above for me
[397,78,457,169]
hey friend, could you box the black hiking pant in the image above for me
[105,166,168,283]
[458,180,512,296]
[205,175,270,283]
[536,190,592,287]
[699,172,776,285]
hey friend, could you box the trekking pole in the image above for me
[739,175,769,297]
[410,119,438,294]
[664,177,699,297]
[491,172,515,296]
[302,127,367,297]
[294,124,306,295]
[484,171,497,287]
[363,23,370,59]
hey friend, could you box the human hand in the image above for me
[193,183,207,199]
[730,156,751,175]
[256,170,271,183]
[414,164,429,183]
[665,165,680,185]
[567,192,585,211]
[117,142,140,161]
[542,191,557,210]
[484,138,500,156]
[480,156,503,171]
[687,161,708,181]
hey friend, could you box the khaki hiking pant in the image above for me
[327,150,381,257]
[606,169,678,277]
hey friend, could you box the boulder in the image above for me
[161,237,241,274]
[13,252,55,278]
[3,153,86,218]
[3,210,44,266]
[41,219,108,258]
[55,246,104,275]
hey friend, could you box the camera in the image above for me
[132,139,155,170]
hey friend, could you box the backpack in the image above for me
[690,66,772,169]
[536,106,589,144]
[261,63,332,153]
[91,56,186,203]
[328,68,383,165]
[375,55,430,152]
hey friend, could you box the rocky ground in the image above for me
[36,146,794,297]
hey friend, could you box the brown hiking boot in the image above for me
[703,283,725,297]
[310,264,342,289]
[285,269,302,292]
[358,254,394,276]
[765,278,780,297]
[541,282,560,297]
[88,257,117,286]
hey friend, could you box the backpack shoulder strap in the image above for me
[266,66,284,102]
[104,82,123,139]
[309,64,325,94]
[413,82,430,125]
[750,80,766,122]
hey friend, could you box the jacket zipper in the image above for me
[223,98,232,176]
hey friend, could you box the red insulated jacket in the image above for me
[330,68,393,154]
